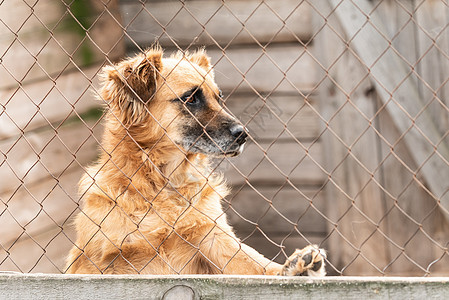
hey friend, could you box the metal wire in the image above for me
[0,0,448,276]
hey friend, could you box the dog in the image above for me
[66,47,326,276]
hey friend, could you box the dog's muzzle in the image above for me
[225,124,248,156]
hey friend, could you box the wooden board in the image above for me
[190,45,317,94]
[219,140,325,187]
[414,1,449,137]
[313,1,392,275]
[0,65,103,140]
[327,0,449,222]
[0,167,87,249]
[120,0,313,48]
[0,0,125,90]
[366,0,449,276]
[1,274,449,299]
[0,224,76,273]
[226,187,327,235]
[375,98,449,276]
[0,119,103,195]
[224,95,320,141]
[371,0,449,137]
[314,0,449,276]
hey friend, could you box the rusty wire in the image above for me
[0,0,448,276]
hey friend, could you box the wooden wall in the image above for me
[0,0,124,272]
[314,0,449,275]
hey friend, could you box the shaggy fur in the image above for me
[66,48,326,276]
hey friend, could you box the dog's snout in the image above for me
[229,124,248,142]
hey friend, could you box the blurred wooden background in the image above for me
[0,0,448,276]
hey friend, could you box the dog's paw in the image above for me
[280,245,326,277]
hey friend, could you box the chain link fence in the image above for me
[0,0,448,276]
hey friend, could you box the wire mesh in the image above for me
[0,0,448,276]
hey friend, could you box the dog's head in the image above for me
[101,48,247,157]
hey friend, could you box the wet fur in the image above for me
[66,48,325,275]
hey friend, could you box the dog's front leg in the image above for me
[199,229,326,276]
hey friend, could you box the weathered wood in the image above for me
[226,187,327,235]
[120,0,313,48]
[315,0,449,275]
[327,0,449,222]
[0,0,125,90]
[375,96,449,276]
[208,45,318,94]
[0,45,316,142]
[0,120,102,195]
[0,224,76,273]
[414,1,449,136]
[0,274,448,299]
[370,0,449,136]
[220,140,325,187]
[356,0,449,276]
[0,167,86,249]
[314,1,395,275]
[225,95,320,141]
[0,65,103,140]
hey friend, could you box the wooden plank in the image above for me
[0,224,76,273]
[120,0,313,48]
[312,4,346,273]
[327,0,449,223]
[353,0,449,276]
[414,1,449,137]
[225,95,320,141]
[0,0,125,90]
[219,140,325,187]
[369,1,419,69]
[315,0,449,276]
[0,167,86,249]
[0,65,103,140]
[374,97,449,276]
[313,2,392,275]
[0,119,103,195]
[0,274,449,299]
[226,187,327,235]
[0,43,317,141]
[208,45,318,94]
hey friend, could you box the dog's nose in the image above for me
[229,124,248,142]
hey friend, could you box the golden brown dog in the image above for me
[66,48,326,276]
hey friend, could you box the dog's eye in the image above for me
[175,87,204,106]
[182,93,199,105]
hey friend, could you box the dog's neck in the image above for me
[98,123,217,192]
[79,121,230,213]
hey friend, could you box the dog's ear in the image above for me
[101,48,163,124]
[188,49,214,78]
[107,48,163,104]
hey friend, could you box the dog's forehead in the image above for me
[160,58,218,96]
